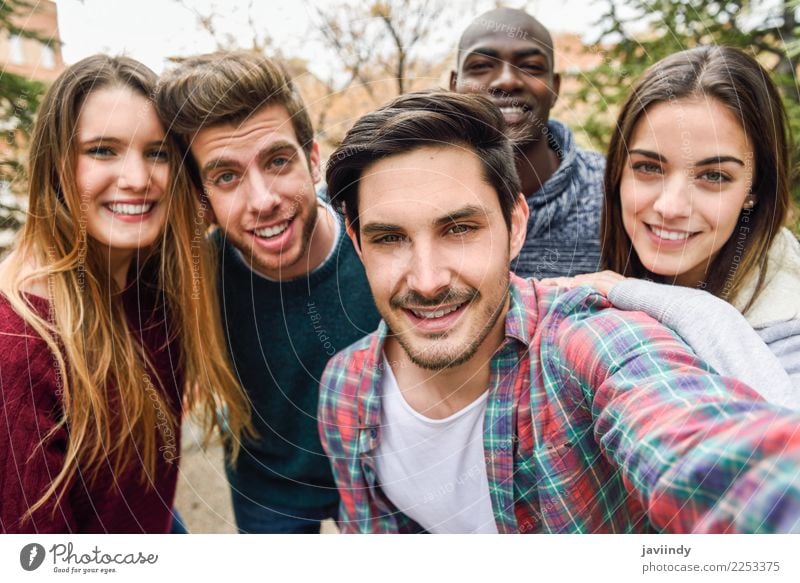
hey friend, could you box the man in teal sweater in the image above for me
[157,52,379,533]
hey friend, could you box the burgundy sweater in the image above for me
[0,281,183,533]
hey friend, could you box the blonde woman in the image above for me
[0,55,251,533]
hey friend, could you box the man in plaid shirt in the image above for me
[320,91,800,534]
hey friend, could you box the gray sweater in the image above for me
[609,279,800,409]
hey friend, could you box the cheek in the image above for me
[74,160,100,198]
[207,196,240,227]
[457,78,485,93]
[152,165,170,193]
[703,200,742,237]
[362,250,408,297]
[619,178,640,236]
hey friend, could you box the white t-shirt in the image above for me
[374,356,498,534]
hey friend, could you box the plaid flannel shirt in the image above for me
[319,274,800,533]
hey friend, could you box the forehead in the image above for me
[189,104,300,163]
[357,146,501,224]
[631,97,751,152]
[77,87,163,135]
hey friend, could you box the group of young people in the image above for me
[1,7,799,534]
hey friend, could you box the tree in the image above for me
[1,0,48,247]
[311,0,455,99]
[174,0,464,150]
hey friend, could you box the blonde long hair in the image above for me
[0,54,251,519]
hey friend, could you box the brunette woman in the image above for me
[545,46,800,401]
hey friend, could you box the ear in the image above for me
[449,70,458,91]
[509,193,529,261]
[550,73,561,108]
[309,140,322,184]
[345,215,364,262]
[743,192,757,210]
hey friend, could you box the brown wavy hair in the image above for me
[602,46,793,310]
[0,54,251,519]
[155,50,314,201]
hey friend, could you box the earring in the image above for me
[743,197,756,210]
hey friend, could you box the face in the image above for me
[450,31,560,144]
[620,97,755,287]
[352,146,527,371]
[190,104,322,280]
[75,87,170,270]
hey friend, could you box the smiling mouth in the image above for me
[253,219,291,239]
[498,105,530,116]
[408,302,467,320]
[647,224,699,241]
[104,202,156,216]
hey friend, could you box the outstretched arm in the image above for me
[550,289,800,533]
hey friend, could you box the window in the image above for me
[8,34,24,65]
[40,43,55,69]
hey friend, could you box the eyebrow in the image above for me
[432,205,484,226]
[361,205,486,235]
[696,155,745,166]
[200,139,298,177]
[81,136,124,145]
[78,136,167,153]
[629,149,745,166]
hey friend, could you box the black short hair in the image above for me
[326,90,521,239]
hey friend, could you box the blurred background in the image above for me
[2,0,799,531]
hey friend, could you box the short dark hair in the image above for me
[603,45,793,309]
[326,90,521,238]
[156,51,314,193]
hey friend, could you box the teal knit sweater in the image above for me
[214,217,380,510]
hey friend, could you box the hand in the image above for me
[539,270,625,296]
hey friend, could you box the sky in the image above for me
[54,0,609,74]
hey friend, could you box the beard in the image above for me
[248,198,319,277]
[385,273,510,371]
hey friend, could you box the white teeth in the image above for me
[650,226,693,241]
[410,303,463,319]
[499,106,525,115]
[254,221,289,238]
[107,202,154,215]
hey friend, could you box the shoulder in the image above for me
[0,294,59,385]
[575,147,606,173]
[541,284,687,368]
[318,332,381,452]
[321,332,379,396]
[742,228,800,326]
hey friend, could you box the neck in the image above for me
[515,137,560,196]
[384,298,509,420]
[306,203,337,271]
[106,248,135,289]
[274,202,336,281]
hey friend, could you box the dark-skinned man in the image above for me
[450,7,603,278]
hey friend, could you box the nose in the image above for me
[652,174,692,220]
[117,155,150,192]
[243,170,281,217]
[406,239,452,299]
[490,62,523,94]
